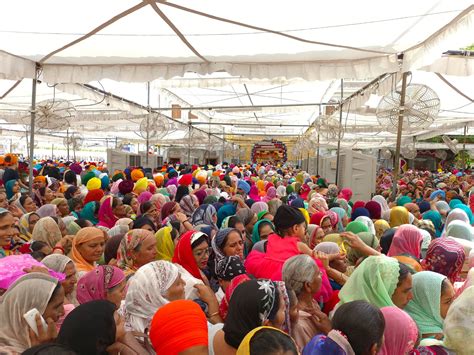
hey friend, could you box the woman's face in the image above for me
[267,294,286,330]
[132,235,157,268]
[58,201,70,217]
[330,255,348,274]
[391,273,413,309]
[246,214,258,234]
[43,188,54,203]
[43,286,65,323]
[310,229,324,248]
[130,198,139,213]
[259,224,274,241]
[0,213,15,247]
[77,237,106,263]
[0,193,7,208]
[61,262,77,295]
[113,201,127,219]
[166,274,186,301]
[342,215,349,227]
[308,267,323,295]
[440,280,455,319]
[222,231,244,259]
[139,223,155,233]
[73,189,82,198]
[321,218,333,235]
[234,222,246,240]
[12,181,20,194]
[192,240,210,270]
[23,197,37,213]
[107,280,127,309]
[145,205,159,220]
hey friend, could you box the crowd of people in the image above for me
[0,153,473,355]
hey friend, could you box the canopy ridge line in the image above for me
[0,79,22,99]
[38,1,148,63]
[158,1,394,55]
[435,73,474,103]
[148,1,209,63]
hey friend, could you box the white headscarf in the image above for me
[41,254,73,273]
[443,286,474,355]
[0,273,59,353]
[124,261,179,334]
[372,195,390,214]
[442,208,470,237]
[354,216,376,236]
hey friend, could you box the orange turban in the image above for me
[154,174,164,186]
[149,300,208,355]
[131,169,144,182]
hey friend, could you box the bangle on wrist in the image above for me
[208,311,220,318]
[52,246,65,254]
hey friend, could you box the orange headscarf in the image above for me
[71,227,106,273]
[149,300,208,355]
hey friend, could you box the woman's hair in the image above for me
[112,197,122,209]
[38,187,47,197]
[227,215,242,228]
[22,343,77,355]
[282,254,318,296]
[140,201,155,215]
[132,216,156,232]
[191,233,209,249]
[397,261,413,286]
[19,194,31,207]
[30,251,47,261]
[169,221,181,241]
[174,185,189,203]
[332,300,385,355]
[249,328,298,355]
[30,240,49,252]
[64,170,77,185]
[122,193,135,206]
[49,283,63,303]
[68,197,82,210]
[75,219,90,228]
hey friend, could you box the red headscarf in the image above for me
[353,200,366,211]
[387,225,423,259]
[310,211,327,226]
[97,196,118,229]
[172,230,204,281]
[365,201,382,220]
[83,189,105,205]
[338,187,353,201]
[149,300,208,355]
[219,274,251,320]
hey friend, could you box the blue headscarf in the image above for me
[418,200,431,214]
[330,207,346,232]
[290,198,305,209]
[217,203,237,228]
[5,179,17,200]
[455,204,474,225]
[429,190,445,201]
[351,207,371,221]
[422,210,442,237]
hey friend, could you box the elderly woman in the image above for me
[51,198,70,218]
[76,265,126,309]
[282,254,332,350]
[70,227,107,277]
[0,273,65,353]
[31,216,63,251]
[18,212,40,243]
[116,229,157,278]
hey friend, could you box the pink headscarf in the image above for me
[110,179,122,195]
[387,225,423,259]
[250,201,268,215]
[138,191,153,205]
[380,306,418,355]
[338,188,353,202]
[97,196,118,229]
[308,196,328,214]
[248,185,260,201]
[166,185,177,198]
[76,265,125,304]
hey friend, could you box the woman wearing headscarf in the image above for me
[0,273,65,353]
[405,271,454,345]
[422,238,465,284]
[445,220,474,241]
[236,208,258,255]
[76,265,126,309]
[267,199,282,216]
[71,227,106,276]
[173,230,210,285]
[51,198,70,218]
[387,224,423,260]
[345,220,369,235]
[251,219,276,252]
[308,196,328,214]
[351,207,371,221]
[347,232,380,266]
[209,279,286,355]
[116,229,157,278]
[179,194,198,222]
[5,179,20,202]
[250,201,269,215]
[379,306,419,355]
[192,204,218,235]
[354,216,376,236]
[337,255,413,309]
[155,226,176,262]
[338,187,353,202]
[31,216,63,250]
[374,219,390,239]
[96,196,118,230]
[42,254,78,306]
[80,201,99,225]
[456,204,474,225]
[330,207,347,232]
[18,212,40,243]
[36,204,58,218]
[13,194,37,214]
[365,201,382,220]
[216,203,237,228]
[423,210,443,238]
[310,211,333,235]
[211,228,244,262]
[442,208,470,236]
[389,206,410,227]
[124,261,185,334]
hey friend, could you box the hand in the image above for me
[313,251,329,269]
[29,315,57,346]
[56,236,74,252]
[340,232,366,251]
[194,284,218,306]
[23,266,50,275]
[175,212,188,223]
[8,204,23,218]
[309,308,332,335]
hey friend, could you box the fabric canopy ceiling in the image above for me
[0,0,473,82]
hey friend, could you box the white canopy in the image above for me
[0,0,473,82]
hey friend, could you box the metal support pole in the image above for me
[187,123,191,164]
[222,127,225,163]
[146,82,151,166]
[51,144,54,160]
[391,72,409,201]
[115,136,118,149]
[462,125,467,172]
[335,79,343,185]
[66,129,70,161]
[28,67,38,194]
[316,133,320,175]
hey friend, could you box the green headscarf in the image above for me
[345,221,369,234]
[397,195,412,206]
[316,177,328,188]
[203,195,218,205]
[338,255,400,308]
[405,271,446,336]
[286,185,294,195]
[257,210,269,221]
[347,232,379,265]
[251,219,275,244]
[80,201,98,225]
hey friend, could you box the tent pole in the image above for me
[335,78,343,185]
[463,125,467,172]
[66,129,70,161]
[146,82,151,167]
[391,72,409,201]
[222,127,225,163]
[28,66,39,194]
[187,123,191,164]
[51,143,54,160]
[316,133,320,175]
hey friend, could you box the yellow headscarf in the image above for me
[298,208,310,225]
[155,226,175,262]
[389,206,409,227]
[236,326,297,355]
[374,219,391,239]
[134,177,148,194]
